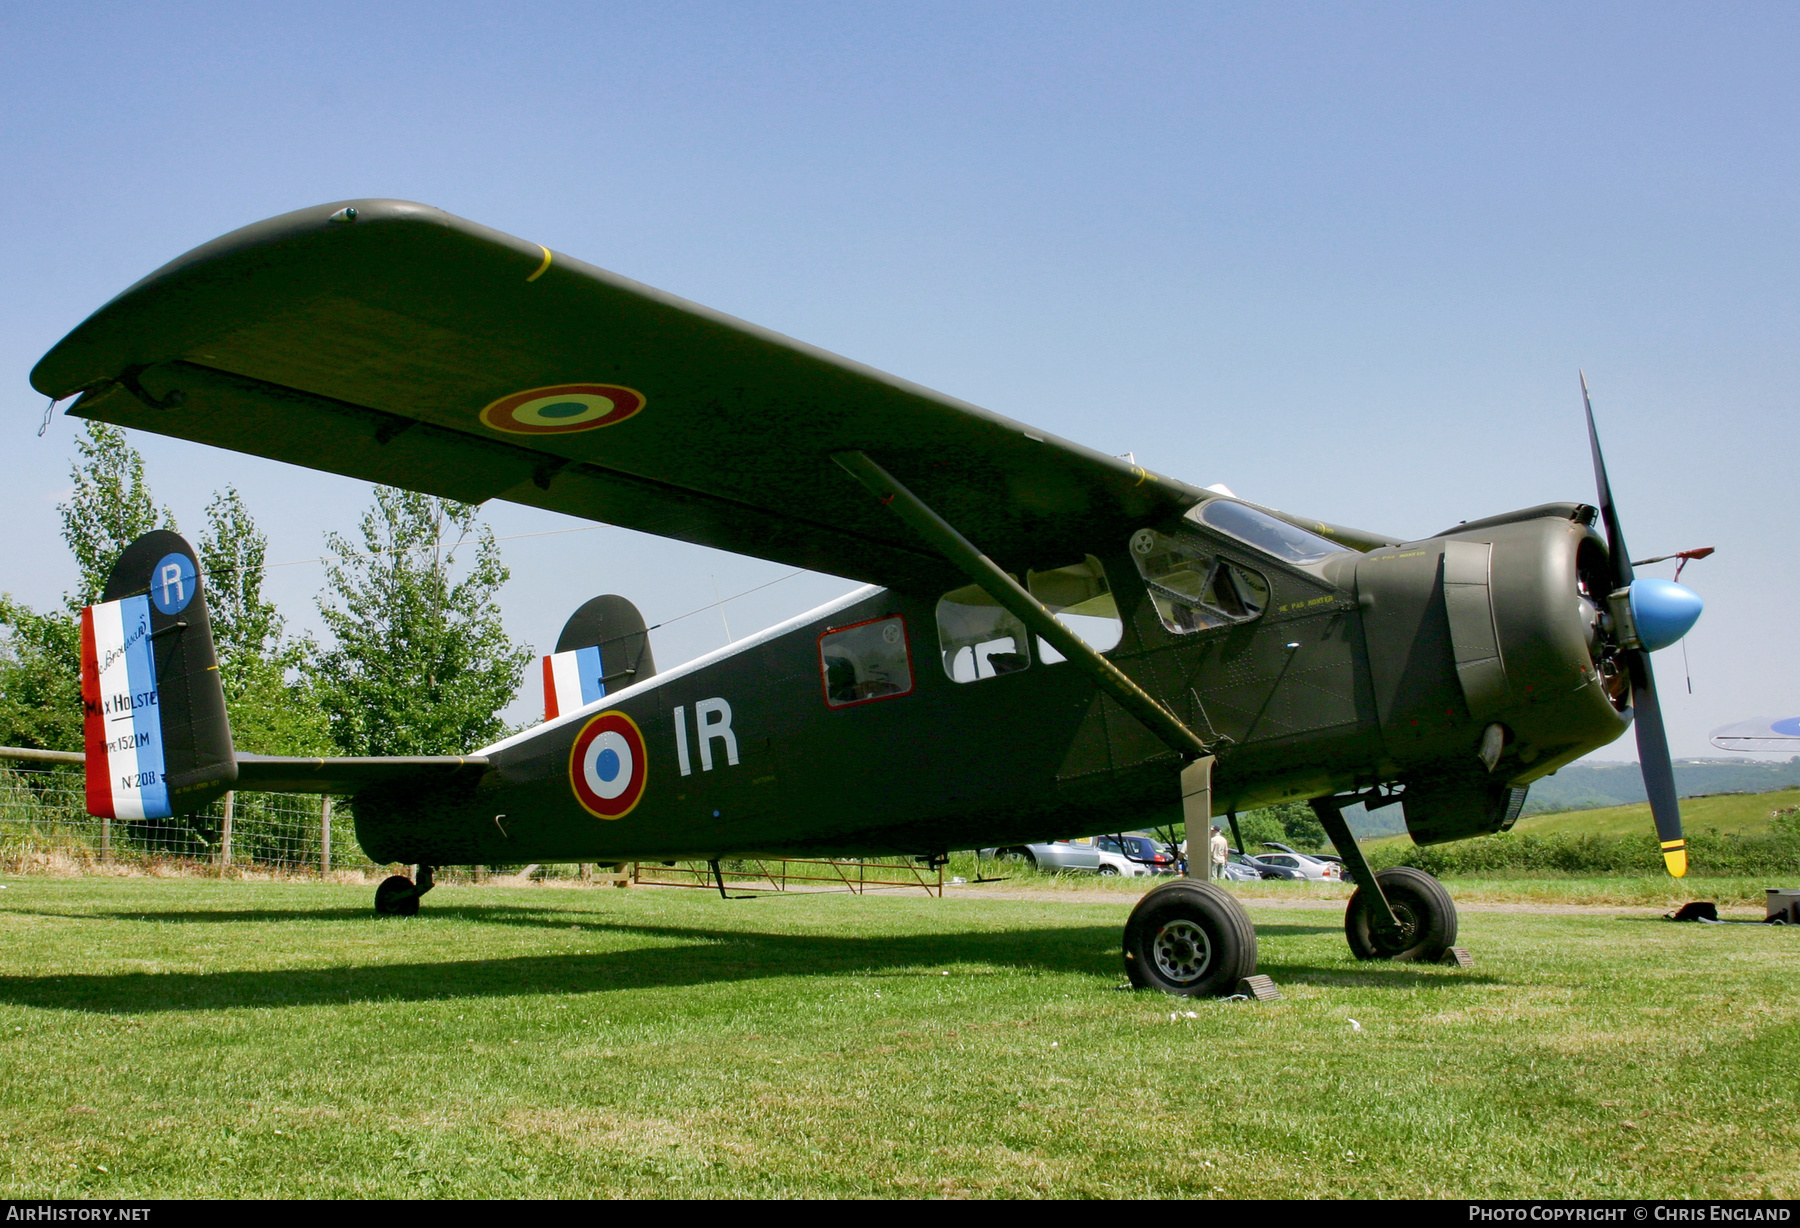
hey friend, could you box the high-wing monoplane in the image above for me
[23,201,1708,996]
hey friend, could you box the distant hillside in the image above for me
[1511,787,1799,838]
[1364,786,1800,848]
[1522,757,1800,813]
[1336,757,1800,842]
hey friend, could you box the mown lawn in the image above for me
[0,876,1793,1199]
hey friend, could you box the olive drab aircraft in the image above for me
[23,200,1709,997]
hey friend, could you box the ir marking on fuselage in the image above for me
[673,698,740,777]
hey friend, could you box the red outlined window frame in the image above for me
[816,614,916,710]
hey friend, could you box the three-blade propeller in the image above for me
[1581,372,1690,878]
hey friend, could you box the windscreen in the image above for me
[1193,501,1347,566]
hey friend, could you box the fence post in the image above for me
[219,791,234,874]
[100,815,110,864]
[320,795,332,877]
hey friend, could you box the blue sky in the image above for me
[2,2,1795,755]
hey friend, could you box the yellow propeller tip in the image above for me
[1663,850,1688,878]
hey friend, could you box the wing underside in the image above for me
[33,200,1199,588]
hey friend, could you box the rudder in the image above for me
[540,595,656,720]
[80,530,235,818]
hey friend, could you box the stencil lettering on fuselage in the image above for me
[673,699,739,776]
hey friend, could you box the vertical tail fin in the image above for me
[541,594,656,721]
[80,530,235,818]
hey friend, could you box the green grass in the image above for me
[0,876,1795,1198]
[1509,788,1800,839]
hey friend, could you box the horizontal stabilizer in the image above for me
[0,747,490,797]
[234,753,489,795]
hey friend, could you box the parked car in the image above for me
[1094,834,1179,876]
[1257,843,1345,881]
[1230,849,1306,880]
[980,840,1100,873]
[1220,855,1264,882]
[1263,840,1347,870]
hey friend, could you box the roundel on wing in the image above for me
[569,710,648,820]
[480,383,646,435]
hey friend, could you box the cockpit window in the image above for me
[1192,500,1346,566]
[1130,528,1270,635]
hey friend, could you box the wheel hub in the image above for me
[1373,901,1420,953]
[1152,919,1213,983]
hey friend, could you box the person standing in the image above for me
[1209,825,1229,880]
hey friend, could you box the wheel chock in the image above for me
[1235,975,1282,1002]
[1440,946,1474,968]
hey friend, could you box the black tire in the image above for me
[1122,879,1259,997]
[997,847,1037,870]
[375,874,420,917]
[1098,864,1121,877]
[1344,866,1457,962]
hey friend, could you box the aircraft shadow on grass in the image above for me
[0,909,1493,1013]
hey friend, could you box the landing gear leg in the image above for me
[1310,797,1457,962]
[374,864,436,917]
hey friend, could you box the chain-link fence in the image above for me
[0,762,382,876]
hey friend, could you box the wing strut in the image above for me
[832,450,1211,763]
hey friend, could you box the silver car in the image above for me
[980,840,1101,873]
[1256,845,1345,881]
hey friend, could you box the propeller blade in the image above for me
[1580,371,1634,590]
[1583,372,1684,877]
[1626,647,1686,877]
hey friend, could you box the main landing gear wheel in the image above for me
[1122,879,1259,997]
[374,874,421,917]
[1345,866,1457,962]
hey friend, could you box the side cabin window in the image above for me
[1129,526,1270,635]
[1028,556,1124,663]
[937,585,1030,683]
[818,616,914,708]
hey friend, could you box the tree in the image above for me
[0,424,176,751]
[197,487,330,756]
[57,422,176,608]
[0,598,82,752]
[1235,800,1328,851]
[309,487,532,756]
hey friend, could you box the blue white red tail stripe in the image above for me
[79,596,170,820]
[542,644,606,721]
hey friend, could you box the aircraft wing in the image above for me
[32,200,1201,589]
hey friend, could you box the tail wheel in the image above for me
[1123,879,1258,997]
[375,874,420,917]
[1345,866,1457,962]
